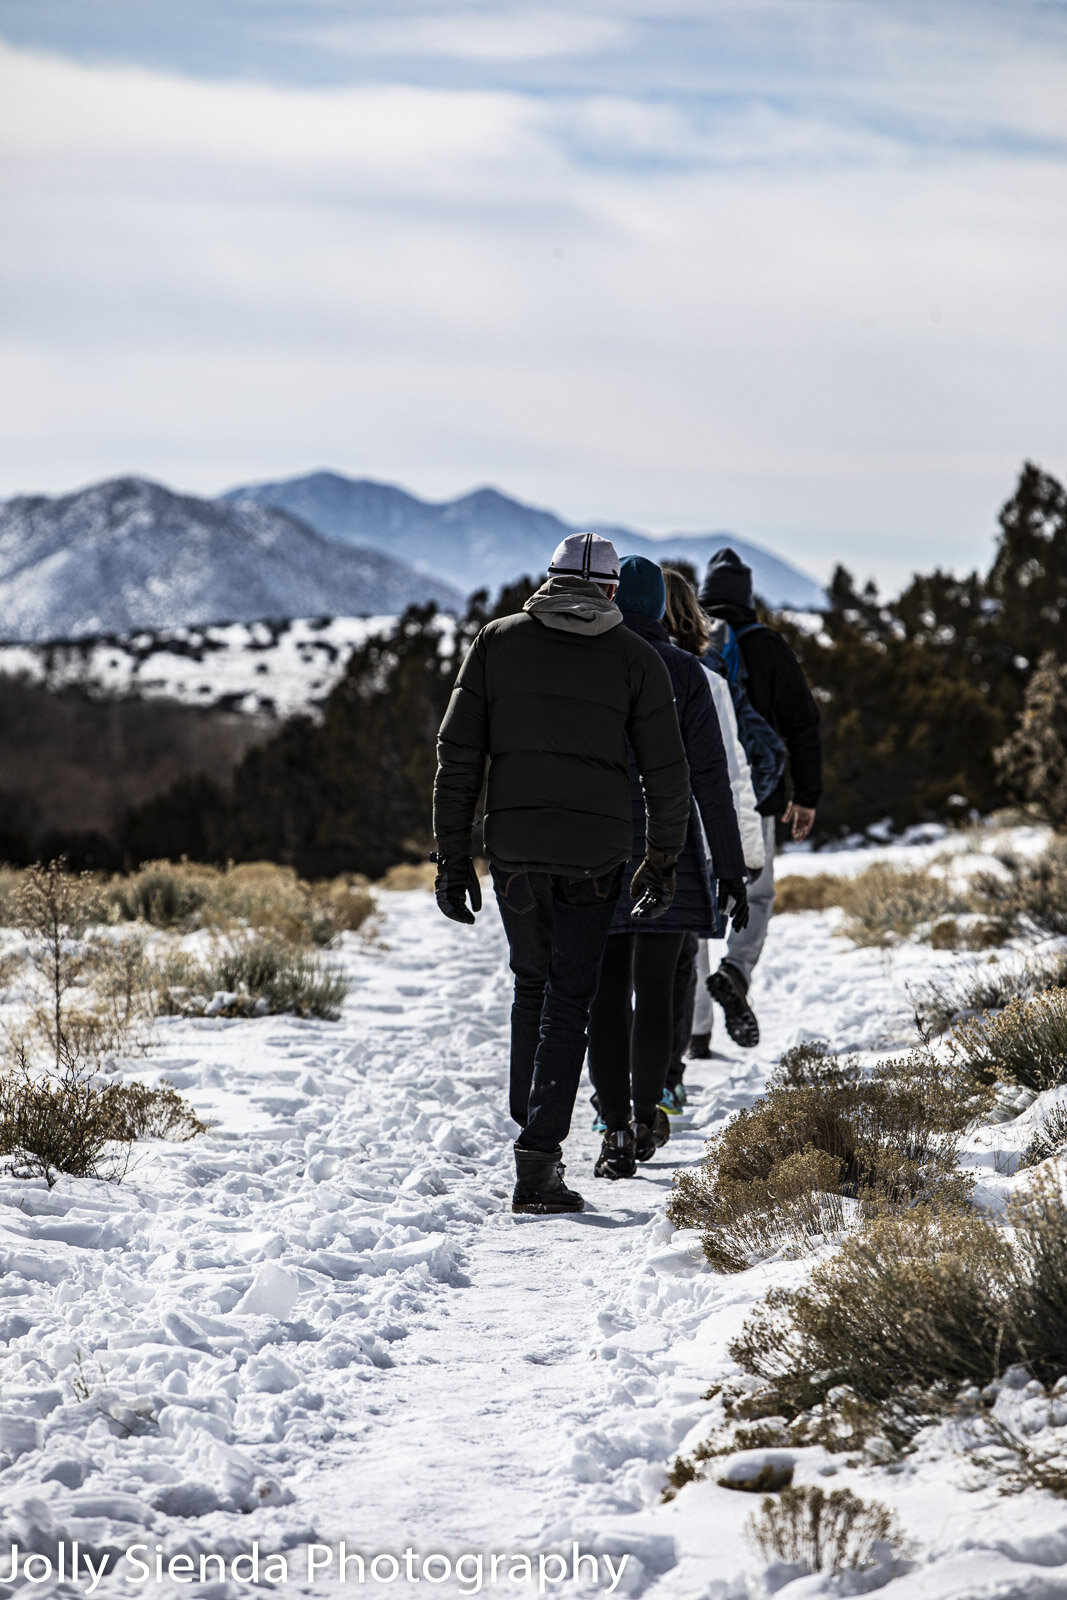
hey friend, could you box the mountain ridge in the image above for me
[222,469,825,608]
[0,477,463,642]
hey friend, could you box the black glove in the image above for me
[718,876,750,930]
[629,850,678,921]
[433,854,482,925]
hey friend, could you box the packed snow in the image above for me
[1,834,1066,1599]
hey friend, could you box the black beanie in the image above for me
[700,547,754,609]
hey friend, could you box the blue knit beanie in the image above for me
[616,555,666,619]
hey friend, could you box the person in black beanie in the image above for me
[698,547,822,1047]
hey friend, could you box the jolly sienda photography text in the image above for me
[0,1542,632,1594]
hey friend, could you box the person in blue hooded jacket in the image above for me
[585,556,750,1178]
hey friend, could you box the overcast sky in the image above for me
[1,1,1065,592]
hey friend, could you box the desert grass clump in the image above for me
[668,1048,982,1272]
[914,946,1067,1034]
[746,1485,906,1575]
[951,988,1067,1092]
[836,862,964,946]
[157,934,349,1021]
[774,875,847,914]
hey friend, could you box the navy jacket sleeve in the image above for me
[625,647,691,860]
[677,658,745,878]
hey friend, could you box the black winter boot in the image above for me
[512,1145,585,1214]
[707,961,759,1048]
[633,1106,670,1162]
[687,1032,711,1058]
[594,1127,637,1180]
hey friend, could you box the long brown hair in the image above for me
[663,567,710,657]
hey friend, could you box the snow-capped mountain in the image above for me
[0,478,463,642]
[222,471,825,608]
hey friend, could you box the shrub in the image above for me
[951,988,1067,1092]
[1021,1104,1067,1168]
[774,875,846,914]
[108,860,376,946]
[668,1048,980,1272]
[106,1081,209,1143]
[746,1485,905,1574]
[730,1208,1017,1414]
[836,863,964,946]
[1008,1175,1067,1385]
[974,837,1067,938]
[0,1064,205,1184]
[926,916,1004,951]
[8,861,153,1071]
[914,947,1067,1033]
[730,1182,1067,1422]
[156,935,349,1021]
[378,861,437,891]
[107,861,211,928]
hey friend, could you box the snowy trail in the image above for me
[4,868,1067,1599]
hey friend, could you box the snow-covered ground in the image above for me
[0,618,399,718]
[2,839,1066,1599]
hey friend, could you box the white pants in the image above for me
[691,815,776,1033]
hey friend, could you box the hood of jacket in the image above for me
[523,575,623,636]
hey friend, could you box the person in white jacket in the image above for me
[661,569,764,1097]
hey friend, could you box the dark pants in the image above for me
[587,930,687,1130]
[492,863,623,1154]
[667,933,699,1092]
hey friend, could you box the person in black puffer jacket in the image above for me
[433,533,692,1216]
[586,556,749,1178]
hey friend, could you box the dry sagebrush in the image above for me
[951,987,1067,1092]
[668,1044,984,1272]
[155,934,349,1021]
[0,861,206,1185]
[729,1177,1067,1420]
[914,946,1067,1035]
[107,859,376,946]
[747,1485,906,1575]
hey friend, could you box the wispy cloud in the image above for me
[309,8,633,64]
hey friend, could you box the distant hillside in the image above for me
[0,615,399,719]
[0,477,463,642]
[222,471,825,608]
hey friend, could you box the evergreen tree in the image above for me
[995,650,1067,827]
[987,462,1067,680]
